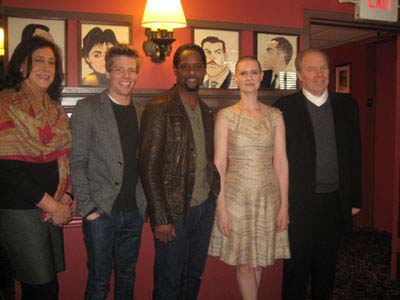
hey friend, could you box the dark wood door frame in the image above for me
[304,9,400,49]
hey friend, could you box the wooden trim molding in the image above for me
[61,87,296,114]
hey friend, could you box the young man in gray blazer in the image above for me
[274,48,361,300]
[70,44,146,300]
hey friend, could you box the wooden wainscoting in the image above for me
[61,87,297,114]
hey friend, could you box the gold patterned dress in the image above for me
[208,104,290,267]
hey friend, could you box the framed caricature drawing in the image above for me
[79,22,131,87]
[193,28,239,89]
[255,32,298,90]
[6,16,66,74]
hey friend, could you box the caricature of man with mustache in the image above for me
[201,36,234,89]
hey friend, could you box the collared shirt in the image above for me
[302,88,328,107]
[182,101,210,207]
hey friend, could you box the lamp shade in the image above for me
[141,0,187,31]
[0,27,4,56]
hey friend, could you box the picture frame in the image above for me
[79,21,131,87]
[5,16,67,74]
[193,27,240,89]
[335,63,351,94]
[255,32,298,90]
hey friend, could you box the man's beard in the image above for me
[184,81,201,92]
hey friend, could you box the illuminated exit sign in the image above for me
[355,0,398,22]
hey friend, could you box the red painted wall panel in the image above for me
[326,39,398,232]
[374,41,397,232]
[325,40,373,228]
[46,224,282,300]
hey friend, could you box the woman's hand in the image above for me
[37,193,72,226]
[61,192,76,217]
[60,193,73,207]
[217,207,232,237]
[276,207,289,233]
[50,202,73,226]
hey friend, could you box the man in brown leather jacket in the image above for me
[139,43,220,300]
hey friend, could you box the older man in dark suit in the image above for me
[274,48,361,300]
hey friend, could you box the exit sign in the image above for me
[355,0,398,22]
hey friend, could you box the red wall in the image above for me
[4,0,395,299]
[50,224,283,300]
[326,39,398,232]
[326,40,373,228]
[374,40,397,232]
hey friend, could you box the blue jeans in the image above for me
[152,196,216,300]
[82,209,143,300]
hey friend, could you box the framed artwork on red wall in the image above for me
[255,32,298,90]
[5,16,67,78]
[79,21,131,87]
[2,6,133,89]
[193,27,240,89]
[335,63,351,94]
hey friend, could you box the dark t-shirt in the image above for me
[110,99,139,213]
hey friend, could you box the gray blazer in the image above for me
[70,91,147,219]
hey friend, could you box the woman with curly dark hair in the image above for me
[0,36,72,300]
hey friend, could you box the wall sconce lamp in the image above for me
[0,28,4,57]
[141,0,187,63]
[0,16,5,57]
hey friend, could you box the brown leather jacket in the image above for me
[139,87,220,226]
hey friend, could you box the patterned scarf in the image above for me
[0,83,71,202]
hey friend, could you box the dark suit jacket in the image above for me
[274,91,361,230]
[220,71,232,88]
[260,70,273,88]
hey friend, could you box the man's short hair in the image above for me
[271,37,293,66]
[200,36,226,53]
[295,48,329,72]
[173,43,206,68]
[21,24,50,42]
[105,44,140,72]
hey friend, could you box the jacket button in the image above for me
[115,182,119,186]
[118,161,123,165]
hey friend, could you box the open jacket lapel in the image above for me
[298,92,317,154]
[98,92,123,163]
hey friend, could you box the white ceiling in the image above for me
[310,24,379,49]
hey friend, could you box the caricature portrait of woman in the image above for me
[81,27,118,86]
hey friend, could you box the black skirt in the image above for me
[0,208,65,284]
